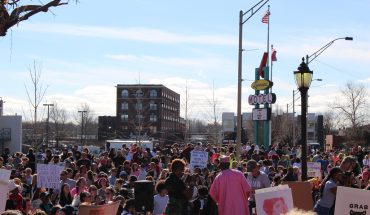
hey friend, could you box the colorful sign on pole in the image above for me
[251,79,273,91]
[248,93,276,105]
[252,108,272,121]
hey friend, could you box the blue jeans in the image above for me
[314,204,331,215]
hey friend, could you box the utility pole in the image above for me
[184,81,189,144]
[43,103,54,146]
[78,110,87,144]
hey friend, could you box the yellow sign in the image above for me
[251,80,273,90]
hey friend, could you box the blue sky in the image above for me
[1,0,369,122]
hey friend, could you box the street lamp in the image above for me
[236,0,269,161]
[306,37,353,64]
[294,58,313,181]
[43,103,54,147]
[294,36,352,181]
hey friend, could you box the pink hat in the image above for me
[219,155,230,163]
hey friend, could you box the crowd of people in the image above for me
[0,142,369,215]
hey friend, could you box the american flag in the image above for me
[262,10,270,24]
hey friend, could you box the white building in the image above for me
[0,115,22,154]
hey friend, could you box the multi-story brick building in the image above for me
[116,84,181,141]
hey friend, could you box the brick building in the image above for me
[116,84,181,142]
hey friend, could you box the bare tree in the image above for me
[24,60,48,148]
[0,0,74,36]
[332,81,368,140]
[49,102,68,147]
[202,82,222,146]
[322,111,340,135]
[76,103,98,144]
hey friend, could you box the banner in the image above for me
[335,186,370,215]
[79,201,120,215]
[0,169,11,213]
[307,162,321,179]
[37,164,65,189]
[190,150,208,170]
[255,185,294,215]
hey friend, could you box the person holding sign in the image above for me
[209,156,251,215]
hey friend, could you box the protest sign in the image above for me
[0,169,11,183]
[307,162,321,179]
[0,169,11,213]
[37,164,65,189]
[282,181,313,211]
[79,201,120,215]
[255,185,294,215]
[190,150,208,170]
[335,186,370,215]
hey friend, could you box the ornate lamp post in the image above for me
[294,58,313,181]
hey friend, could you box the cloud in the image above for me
[18,23,237,46]
[105,54,233,70]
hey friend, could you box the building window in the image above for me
[149,126,157,133]
[121,102,128,110]
[121,90,129,98]
[150,114,157,122]
[149,90,157,98]
[136,90,143,98]
[149,102,157,110]
[121,126,128,130]
[121,114,128,122]
[135,102,143,110]
[136,115,144,122]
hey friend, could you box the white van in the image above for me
[106,139,153,151]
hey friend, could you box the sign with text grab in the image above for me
[248,93,276,105]
[252,108,271,121]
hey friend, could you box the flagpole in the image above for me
[271,45,273,94]
[267,5,270,64]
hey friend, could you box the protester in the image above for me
[164,159,192,215]
[210,155,251,215]
[0,143,368,215]
[314,167,343,215]
[153,181,169,215]
[245,159,271,214]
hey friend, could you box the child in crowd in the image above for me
[153,181,169,215]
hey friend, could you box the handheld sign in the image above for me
[307,162,322,179]
[37,164,65,189]
[190,150,208,170]
[0,169,11,213]
[255,185,294,215]
[335,186,370,215]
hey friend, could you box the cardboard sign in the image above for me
[190,150,208,170]
[37,164,65,189]
[79,201,120,215]
[0,169,11,213]
[307,162,321,179]
[281,181,313,211]
[335,186,370,215]
[255,185,294,215]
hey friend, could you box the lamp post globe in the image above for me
[294,58,313,181]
